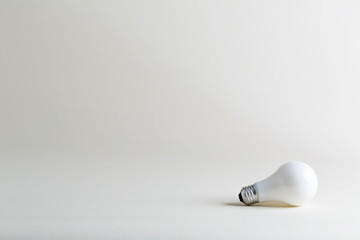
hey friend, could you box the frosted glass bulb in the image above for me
[239,161,318,206]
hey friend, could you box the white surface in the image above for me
[1,0,360,239]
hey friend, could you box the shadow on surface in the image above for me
[225,201,296,208]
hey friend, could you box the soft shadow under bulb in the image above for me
[238,161,318,206]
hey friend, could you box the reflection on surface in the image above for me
[224,201,296,208]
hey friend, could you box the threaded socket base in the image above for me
[239,184,259,206]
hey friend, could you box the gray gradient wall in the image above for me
[1,1,360,239]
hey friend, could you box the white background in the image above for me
[1,0,360,239]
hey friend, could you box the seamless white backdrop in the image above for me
[1,0,360,239]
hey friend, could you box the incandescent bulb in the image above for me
[239,161,318,206]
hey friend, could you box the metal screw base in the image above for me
[239,184,259,206]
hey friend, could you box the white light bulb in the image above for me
[239,161,318,206]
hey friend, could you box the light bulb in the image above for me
[238,161,318,206]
